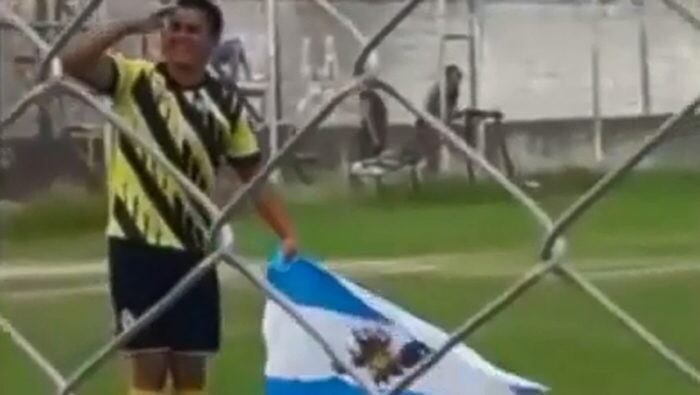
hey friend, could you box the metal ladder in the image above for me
[434,0,481,174]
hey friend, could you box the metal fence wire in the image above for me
[1,0,700,394]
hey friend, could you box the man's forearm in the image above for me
[234,163,297,256]
[254,187,295,242]
[60,20,135,86]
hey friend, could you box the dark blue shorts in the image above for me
[108,237,220,354]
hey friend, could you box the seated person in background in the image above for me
[210,35,252,85]
[358,89,389,161]
[351,89,424,181]
[414,64,463,174]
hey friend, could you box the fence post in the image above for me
[467,0,478,109]
[638,0,651,115]
[591,0,604,162]
[0,16,5,204]
[35,0,55,141]
[266,0,280,183]
[0,16,4,124]
[437,0,450,174]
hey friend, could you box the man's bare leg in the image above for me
[170,353,207,394]
[129,352,168,394]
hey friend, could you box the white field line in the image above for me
[0,261,105,281]
[7,285,107,300]
[0,257,429,282]
[2,258,700,301]
[0,253,457,281]
[586,262,700,279]
[2,257,700,281]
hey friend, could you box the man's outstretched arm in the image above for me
[235,163,298,258]
[60,7,173,91]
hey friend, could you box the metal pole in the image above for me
[311,0,369,49]
[437,0,449,173]
[36,0,54,141]
[266,0,280,182]
[541,92,700,259]
[557,264,700,385]
[438,0,446,122]
[638,0,651,115]
[210,78,366,239]
[591,0,604,162]
[353,0,426,76]
[61,253,222,394]
[388,260,559,395]
[39,0,105,79]
[466,0,480,176]
[0,16,5,204]
[475,0,484,63]
[661,0,700,32]
[0,314,69,390]
[274,27,282,122]
[0,17,4,123]
[467,0,478,108]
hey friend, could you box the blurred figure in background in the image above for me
[210,34,252,85]
[357,89,389,161]
[414,64,463,175]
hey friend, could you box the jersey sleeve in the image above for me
[107,53,154,103]
[223,95,261,168]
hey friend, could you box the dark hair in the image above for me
[445,64,462,78]
[176,0,224,41]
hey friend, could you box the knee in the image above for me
[130,352,169,391]
[170,354,207,391]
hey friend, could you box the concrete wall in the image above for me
[2,1,700,199]
[0,137,99,200]
[261,113,700,177]
[502,113,700,174]
[4,112,699,199]
[3,0,700,137]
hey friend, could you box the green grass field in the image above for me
[2,170,700,394]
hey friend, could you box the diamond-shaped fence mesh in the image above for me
[1,0,700,394]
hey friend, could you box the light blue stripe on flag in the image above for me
[267,253,389,322]
[266,377,423,395]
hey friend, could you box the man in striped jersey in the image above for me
[60,1,297,394]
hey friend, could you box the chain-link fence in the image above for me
[1,0,700,394]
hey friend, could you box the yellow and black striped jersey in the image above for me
[104,53,260,252]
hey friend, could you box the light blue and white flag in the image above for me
[263,254,548,395]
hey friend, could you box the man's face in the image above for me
[161,7,216,70]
